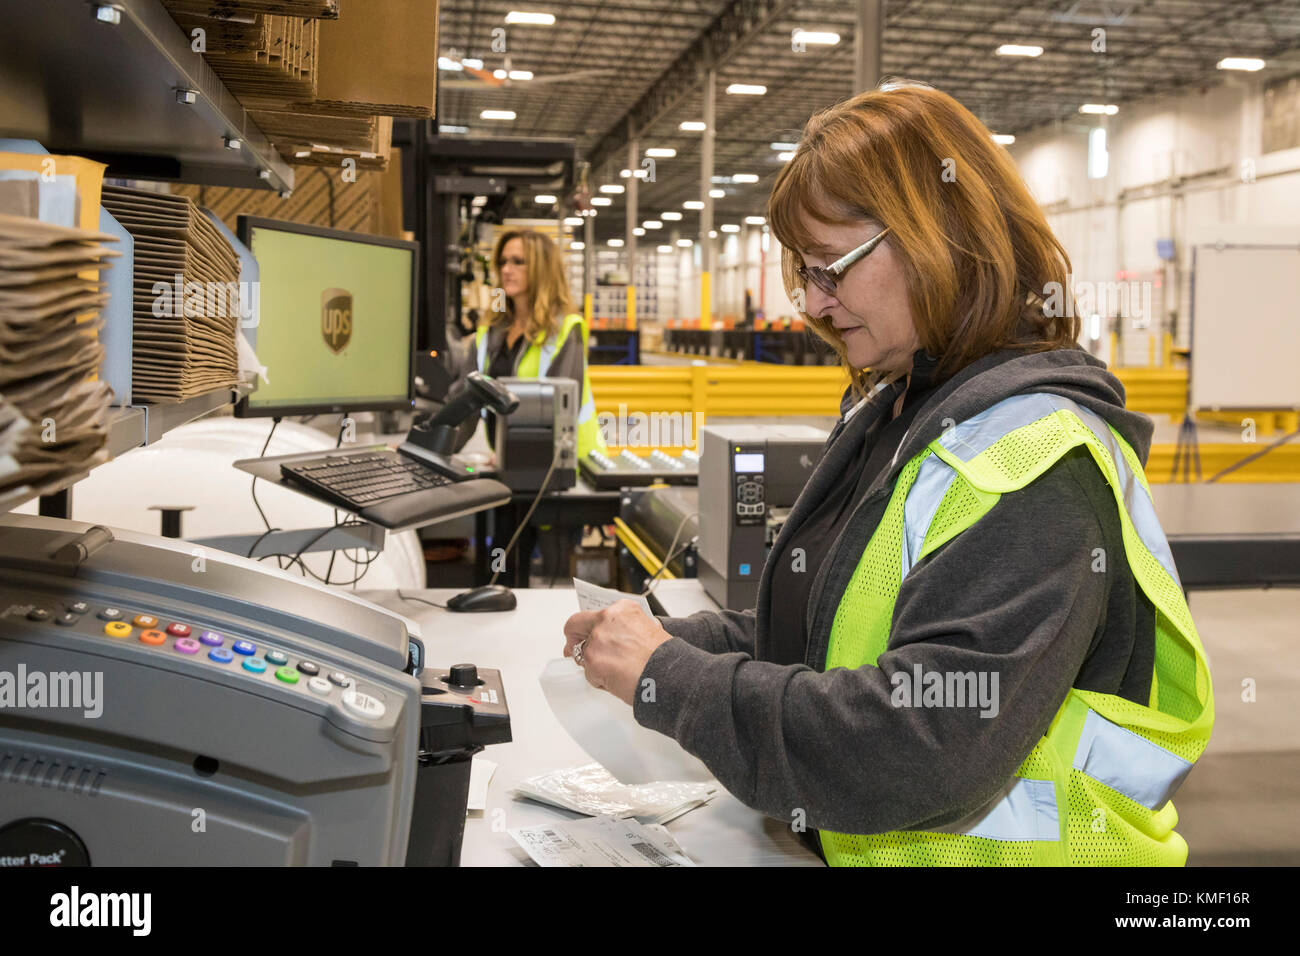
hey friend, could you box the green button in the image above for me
[275,666,299,684]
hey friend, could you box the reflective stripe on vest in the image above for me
[821,391,1213,865]
[902,393,1180,586]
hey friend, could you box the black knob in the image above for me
[448,663,479,687]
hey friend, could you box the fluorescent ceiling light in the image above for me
[770,141,798,150]
[726,84,766,95]
[744,216,765,225]
[793,30,839,45]
[709,188,725,198]
[778,151,795,161]
[1079,103,1118,115]
[633,228,645,236]
[683,200,704,210]
[996,44,1043,57]
[439,125,468,134]
[657,245,672,253]
[709,230,718,238]
[661,211,683,221]
[732,173,759,184]
[679,121,706,131]
[493,69,507,79]
[721,224,740,233]
[1217,57,1265,71]
[438,57,463,71]
[600,184,625,194]
[992,133,1016,145]
[564,217,583,226]
[676,238,692,247]
[643,220,662,229]
[619,168,649,179]
[471,195,487,206]
[608,238,624,247]
[505,11,555,25]
[463,58,483,69]
[534,194,557,203]
[508,70,534,81]
[480,109,516,120]
[645,148,676,158]
[591,197,612,206]
[571,241,584,250]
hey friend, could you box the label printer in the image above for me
[0,513,509,866]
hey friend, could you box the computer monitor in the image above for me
[235,217,418,418]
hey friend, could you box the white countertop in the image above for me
[360,587,820,867]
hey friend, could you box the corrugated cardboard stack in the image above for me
[162,0,437,174]
[0,214,117,500]
[100,186,241,403]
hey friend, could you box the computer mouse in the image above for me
[446,584,517,613]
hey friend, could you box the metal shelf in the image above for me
[0,0,293,192]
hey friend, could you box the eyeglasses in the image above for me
[796,226,891,297]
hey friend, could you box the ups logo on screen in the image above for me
[321,288,353,353]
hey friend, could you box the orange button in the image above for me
[104,621,132,639]
[139,629,166,646]
[133,614,159,628]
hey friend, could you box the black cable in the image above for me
[488,440,564,588]
[245,526,281,560]
[250,417,283,567]
[396,587,448,610]
[642,535,698,596]
[641,510,698,595]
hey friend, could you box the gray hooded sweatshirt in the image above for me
[634,346,1160,849]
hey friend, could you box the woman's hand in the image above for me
[562,600,674,706]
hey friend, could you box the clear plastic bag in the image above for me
[513,763,719,824]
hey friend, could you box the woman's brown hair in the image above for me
[768,81,1080,394]
[490,228,575,343]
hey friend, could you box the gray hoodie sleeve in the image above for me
[658,609,758,656]
[633,450,1113,835]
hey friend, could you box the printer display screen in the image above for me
[734,453,765,474]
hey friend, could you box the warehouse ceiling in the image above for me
[437,0,1300,242]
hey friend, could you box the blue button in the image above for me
[265,650,289,666]
[208,648,234,664]
[232,640,256,656]
[242,658,268,674]
[738,563,751,575]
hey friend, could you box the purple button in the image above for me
[199,630,224,647]
[174,638,201,654]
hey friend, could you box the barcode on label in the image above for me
[630,841,678,866]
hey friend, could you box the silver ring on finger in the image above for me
[573,639,588,667]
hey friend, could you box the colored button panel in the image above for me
[133,614,159,628]
[242,658,268,674]
[166,622,191,637]
[232,640,256,656]
[104,621,132,639]
[199,630,224,647]
[208,648,234,664]
[296,660,320,676]
[274,667,299,684]
[139,629,166,646]
[173,638,201,655]
[265,650,289,666]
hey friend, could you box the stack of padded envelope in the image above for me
[0,214,117,500]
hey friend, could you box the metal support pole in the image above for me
[584,213,595,324]
[700,67,716,330]
[854,0,884,93]
[626,126,639,330]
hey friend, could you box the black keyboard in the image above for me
[280,452,453,511]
